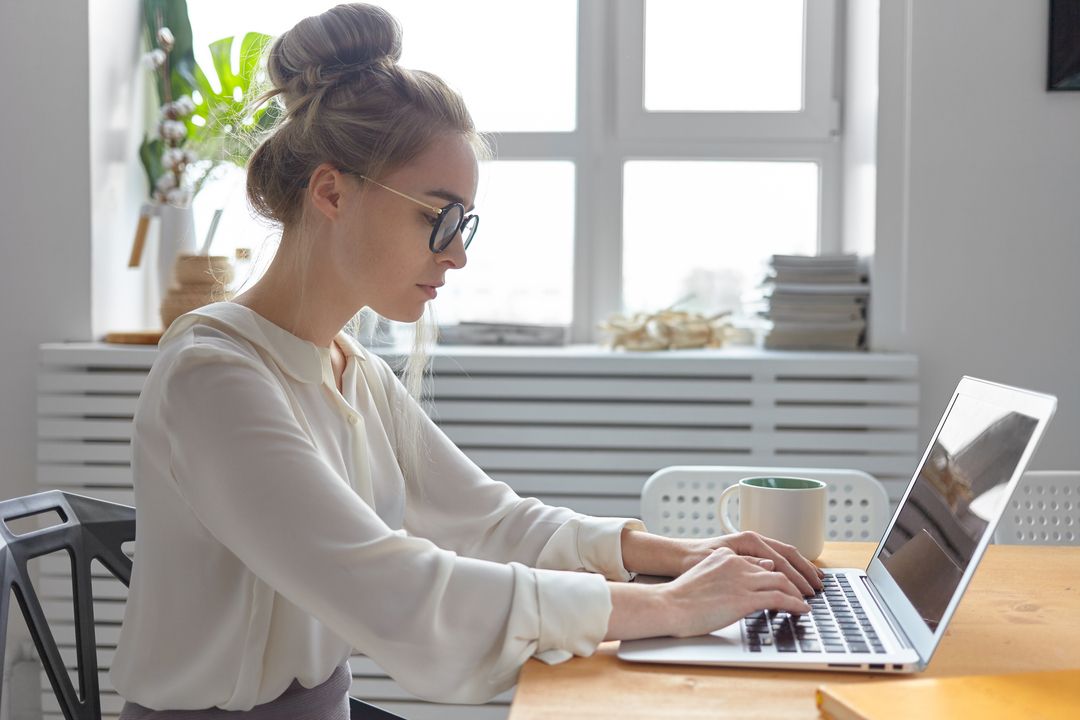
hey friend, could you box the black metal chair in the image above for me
[0,490,402,719]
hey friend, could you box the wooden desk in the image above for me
[509,542,1080,720]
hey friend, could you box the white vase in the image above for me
[156,203,197,293]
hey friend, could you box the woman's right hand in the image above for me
[660,547,811,637]
[605,547,811,641]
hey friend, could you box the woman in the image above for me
[111,4,821,717]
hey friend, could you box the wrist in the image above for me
[656,580,694,638]
[621,528,695,577]
[605,582,678,640]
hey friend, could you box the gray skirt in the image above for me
[117,661,350,720]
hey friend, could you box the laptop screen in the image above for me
[875,393,1039,631]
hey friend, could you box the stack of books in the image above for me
[755,254,870,351]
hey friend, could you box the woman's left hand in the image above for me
[676,531,824,596]
[621,528,824,597]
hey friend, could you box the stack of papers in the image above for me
[753,254,870,351]
[437,322,570,346]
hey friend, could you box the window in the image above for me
[185,0,841,339]
[623,160,819,314]
[643,0,805,113]
[614,0,841,323]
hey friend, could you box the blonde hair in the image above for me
[244,3,487,485]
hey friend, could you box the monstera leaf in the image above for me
[189,32,282,166]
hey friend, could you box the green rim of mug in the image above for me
[740,476,826,490]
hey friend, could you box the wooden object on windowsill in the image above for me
[103,330,163,345]
[127,203,156,269]
[160,254,234,329]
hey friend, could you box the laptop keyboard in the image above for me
[741,574,887,654]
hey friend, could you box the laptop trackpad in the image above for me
[618,623,747,663]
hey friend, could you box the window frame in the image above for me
[616,0,842,140]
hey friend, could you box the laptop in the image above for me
[618,376,1057,673]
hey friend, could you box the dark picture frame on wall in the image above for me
[1048,0,1080,89]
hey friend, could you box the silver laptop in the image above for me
[618,376,1057,673]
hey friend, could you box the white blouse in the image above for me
[110,302,644,710]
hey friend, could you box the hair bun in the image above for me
[267,3,402,102]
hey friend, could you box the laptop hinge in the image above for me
[861,575,916,651]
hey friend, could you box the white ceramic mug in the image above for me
[717,476,827,560]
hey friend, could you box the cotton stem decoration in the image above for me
[147,32,200,207]
[129,8,205,269]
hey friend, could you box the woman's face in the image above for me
[329,133,479,323]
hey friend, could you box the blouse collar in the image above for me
[159,301,367,385]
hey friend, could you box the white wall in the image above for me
[1,2,146,715]
[0,1,92,715]
[0,0,146,505]
[0,1,93,487]
[874,0,1080,468]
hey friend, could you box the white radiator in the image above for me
[35,342,919,719]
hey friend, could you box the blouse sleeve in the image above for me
[366,354,645,581]
[160,344,612,703]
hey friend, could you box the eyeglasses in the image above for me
[358,175,478,254]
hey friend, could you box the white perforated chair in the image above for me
[641,466,890,542]
[993,471,1080,545]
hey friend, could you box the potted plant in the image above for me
[127,0,278,326]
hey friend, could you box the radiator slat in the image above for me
[40,672,514,707]
[41,690,510,718]
[38,441,131,464]
[42,706,508,720]
[38,395,140,416]
[39,577,129,600]
[444,425,918,452]
[418,349,917,378]
[429,401,917,427]
[39,371,148,394]
[47,647,453,682]
[487,472,649,495]
[463,448,914,475]
[38,465,133,487]
[38,418,134,440]
[426,377,917,403]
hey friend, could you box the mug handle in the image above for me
[718,483,740,533]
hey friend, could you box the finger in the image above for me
[754,542,816,596]
[762,589,811,615]
[779,544,826,591]
[732,533,819,595]
[753,569,804,600]
[763,540,823,594]
[739,556,774,572]
[726,554,770,573]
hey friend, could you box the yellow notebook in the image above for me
[816,669,1080,720]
